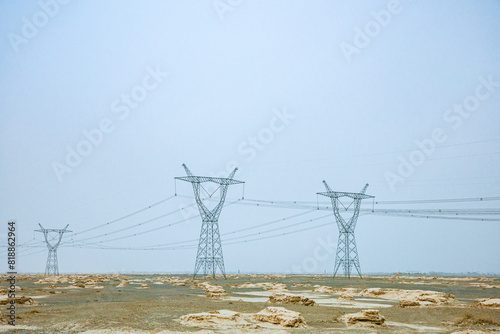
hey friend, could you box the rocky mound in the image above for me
[338,309,386,328]
[451,331,497,334]
[116,280,129,287]
[312,285,335,293]
[251,307,307,328]
[338,294,355,301]
[472,298,500,308]
[180,307,307,329]
[0,296,35,305]
[197,282,227,298]
[360,288,455,306]
[269,293,316,306]
[312,285,358,295]
[238,282,288,290]
[180,309,255,328]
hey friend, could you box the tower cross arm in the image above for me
[175,176,244,185]
[317,191,374,200]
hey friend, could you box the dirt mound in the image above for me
[180,307,306,329]
[472,298,500,308]
[338,309,386,328]
[238,282,288,290]
[151,276,191,286]
[312,285,358,295]
[399,300,421,308]
[269,293,315,306]
[454,313,500,327]
[197,282,227,298]
[451,331,497,334]
[172,281,186,286]
[180,309,255,328]
[34,276,71,284]
[360,288,455,306]
[116,280,129,288]
[470,283,498,289]
[0,296,35,305]
[338,294,355,301]
[251,307,307,328]
[312,285,335,293]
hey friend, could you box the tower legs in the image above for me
[193,219,226,279]
[45,248,59,275]
[333,232,361,279]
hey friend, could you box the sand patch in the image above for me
[386,321,443,332]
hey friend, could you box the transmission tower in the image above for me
[35,224,71,275]
[175,164,244,279]
[317,181,374,279]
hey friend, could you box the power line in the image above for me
[244,137,500,167]
[65,202,197,244]
[239,196,500,206]
[71,195,176,237]
[374,196,500,205]
[63,214,338,251]
[248,150,500,172]
[67,209,320,250]
[64,201,238,247]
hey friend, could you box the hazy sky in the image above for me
[1,1,499,275]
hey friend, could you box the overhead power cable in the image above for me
[71,195,176,237]
[65,202,197,244]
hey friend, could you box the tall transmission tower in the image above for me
[317,181,374,279]
[175,164,244,279]
[35,224,71,275]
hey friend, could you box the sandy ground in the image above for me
[0,274,499,333]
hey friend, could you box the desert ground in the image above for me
[1,273,499,333]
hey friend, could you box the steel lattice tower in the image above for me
[35,224,71,275]
[175,164,244,279]
[318,181,374,279]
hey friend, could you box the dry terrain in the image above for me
[1,273,499,333]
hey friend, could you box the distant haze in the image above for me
[1,1,499,275]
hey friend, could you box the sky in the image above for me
[1,0,499,275]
